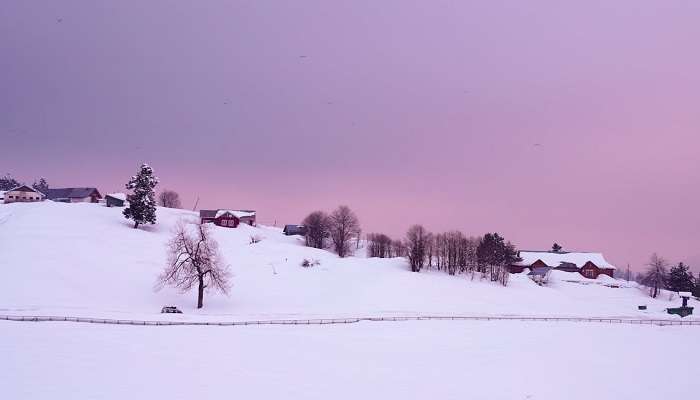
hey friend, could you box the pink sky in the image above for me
[2,1,699,271]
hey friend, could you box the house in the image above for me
[45,187,102,203]
[283,224,308,236]
[509,250,616,279]
[105,193,127,207]
[3,185,44,203]
[200,209,256,228]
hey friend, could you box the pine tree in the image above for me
[123,163,159,229]
[476,233,521,285]
[552,243,562,252]
[694,275,700,297]
[32,177,49,194]
[666,262,695,293]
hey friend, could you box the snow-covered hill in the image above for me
[0,201,696,320]
[2,202,699,400]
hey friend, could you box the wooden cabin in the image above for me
[3,185,44,203]
[105,193,127,207]
[283,224,308,236]
[45,187,102,203]
[200,209,257,228]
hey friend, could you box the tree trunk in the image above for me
[133,221,139,229]
[197,276,205,309]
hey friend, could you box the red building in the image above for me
[509,250,616,279]
[199,209,256,228]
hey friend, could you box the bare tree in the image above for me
[158,190,182,208]
[405,224,430,272]
[302,211,331,249]
[642,253,668,298]
[391,239,406,257]
[367,233,393,258]
[328,205,361,257]
[156,221,231,308]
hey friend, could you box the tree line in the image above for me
[636,253,700,298]
[0,174,49,193]
[301,205,521,286]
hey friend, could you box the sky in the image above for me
[1,1,699,272]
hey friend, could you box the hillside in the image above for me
[0,201,696,321]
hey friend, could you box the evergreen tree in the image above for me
[666,262,695,293]
[551,243,562,252]
[477,233,520,268]
[694,275,700,297]
[0,174,21,191]
[32,177,49,194]
[123,163,159,229]
[477,233,521,284]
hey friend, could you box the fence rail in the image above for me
[1,314,699,327]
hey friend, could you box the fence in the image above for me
[2,314,699,327]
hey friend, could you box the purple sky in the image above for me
[2,1,699,271]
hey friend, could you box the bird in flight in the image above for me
[57,18,63,23]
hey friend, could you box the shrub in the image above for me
[301,258,320,268]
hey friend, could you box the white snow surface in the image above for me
[1,202,698,400]
[0,320,695,400]
[0,201,696,321]
[516,250,616,269]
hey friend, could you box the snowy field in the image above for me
[0,201,696,322]
[1,202,698,399]
[2,319,696,400]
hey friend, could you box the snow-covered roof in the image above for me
[679,292,692,298]
[215,209,256,219]
[45,187,101,200]
[515,251,616,270]
[106,193,127,201]
[7,185,44,195]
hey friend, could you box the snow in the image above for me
[0,201,696,321]
[516,250,616,269]
[1,320,697,400]
[215,209,255,219]
[1,202,698,399]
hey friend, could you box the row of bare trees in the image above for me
[367,226,520,286]
[366,233,405,258]
[302,206,361,257]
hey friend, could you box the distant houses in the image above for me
[45,187,102,203]
[105,193,127,207]
[509,250,616,279]
[200,209,256,228]
[283,224,307,236]
[3,185,44,203]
